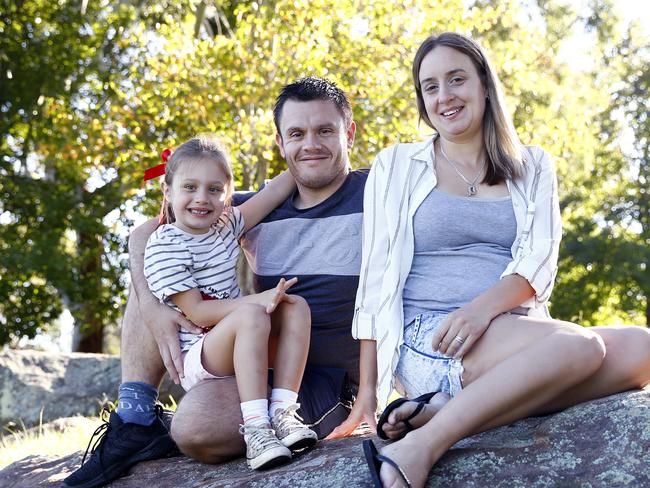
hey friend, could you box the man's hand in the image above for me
[325,387,377,440]
[141,298,205,384]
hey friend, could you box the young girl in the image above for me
[143,135,317,470]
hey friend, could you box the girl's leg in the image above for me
[268,295,311,392]
[378,315,606,488]
[201,304,292,469]
[266,296,317,450]
[200,303,271,401]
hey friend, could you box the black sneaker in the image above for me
[63,406,180,488]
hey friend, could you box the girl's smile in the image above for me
[164,158,229,235]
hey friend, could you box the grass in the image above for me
[0,399,177,470]
[0,415,100,469]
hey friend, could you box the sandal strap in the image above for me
[376,454,413,487]
[402,401,426,432]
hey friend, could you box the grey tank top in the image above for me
[402,188,518,325]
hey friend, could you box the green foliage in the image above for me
[542,1,649,325]
[0,0,191,348]
[1,0,647,350]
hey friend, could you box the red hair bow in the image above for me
[144,148,172,181]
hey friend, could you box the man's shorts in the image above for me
[180,336,232,391]
[395,312,464,398]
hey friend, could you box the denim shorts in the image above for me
[395,312,464,398]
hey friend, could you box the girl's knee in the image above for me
[290,295,311,320]
[276,295,311,324]
[235,304,271,332]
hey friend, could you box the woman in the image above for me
[352,32,650,488]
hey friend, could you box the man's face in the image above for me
[276,99,355,193]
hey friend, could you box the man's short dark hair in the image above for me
[273,77,352,135]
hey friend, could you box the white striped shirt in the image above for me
[144,207,245,352]
[352,139,562,406]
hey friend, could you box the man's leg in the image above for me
[172,378,246,463]
[121,286,166,386]
[64,288,176,488]
[116,289,167,426]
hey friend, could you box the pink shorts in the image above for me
[180,336,233,391]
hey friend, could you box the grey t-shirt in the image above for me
[402,188,517,325]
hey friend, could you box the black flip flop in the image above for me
[363,439,412,488]
[376,392,436,440]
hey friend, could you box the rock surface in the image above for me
[1,389,648,487]
[0,350,183,427]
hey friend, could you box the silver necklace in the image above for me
[439,143,484,197]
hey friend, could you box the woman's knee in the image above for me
[565,328,606,373]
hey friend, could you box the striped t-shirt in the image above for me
[237,169,368,384]
[144,206,245,352]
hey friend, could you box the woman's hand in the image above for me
[431,303,492,359]
[256,277,298,313]
[325,387,377,439]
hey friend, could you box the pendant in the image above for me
[468,185,477,196]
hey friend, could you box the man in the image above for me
[64,77,376,487]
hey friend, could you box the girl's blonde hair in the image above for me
[412,32,524,183]
[160,135,234,224]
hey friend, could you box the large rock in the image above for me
[1,390,648,487]
[0,350,184,427]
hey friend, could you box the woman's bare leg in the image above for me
[378,315,606,488]
[529,326,650,413]
[381,324,650,441]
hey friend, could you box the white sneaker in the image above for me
[271,404,318,451]
[239,423,291,470]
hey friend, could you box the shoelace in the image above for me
[81,409,112,464]
[273,404,305,432]
[239,425,280,451]
[80,404,166,465]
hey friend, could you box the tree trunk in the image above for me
[72,318,104,352]
[71,230,105,353]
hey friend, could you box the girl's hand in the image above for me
[258,277,298,313]
[431,303,492,359]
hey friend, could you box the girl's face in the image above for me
[418,45,487,144]
[164,158,230,235]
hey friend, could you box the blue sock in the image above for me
[116,382,159,426]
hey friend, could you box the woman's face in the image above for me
[418,45,487,144]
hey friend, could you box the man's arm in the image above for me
[129,218,204,384]
[325,339,378,439]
